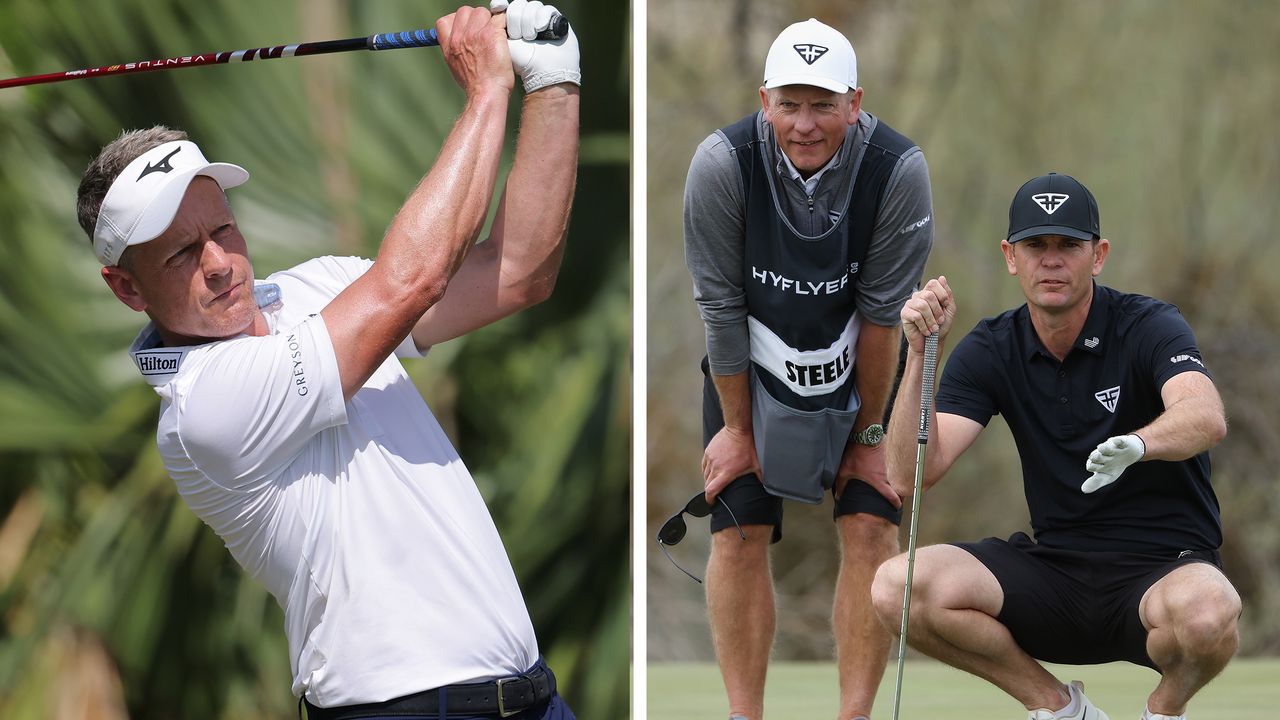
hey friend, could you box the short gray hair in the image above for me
[76,126,188,242]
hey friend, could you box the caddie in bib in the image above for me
[678,17,935,720]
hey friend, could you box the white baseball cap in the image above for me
[92,140,249,266]
[763,18,857,94]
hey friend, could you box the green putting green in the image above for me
[648,658,1280,719]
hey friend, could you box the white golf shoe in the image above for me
[1142,711,1185,720]
[1027,680,1110,720]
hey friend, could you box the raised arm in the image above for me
[409,6,581,349]
[885,276,983,497]
[885,343,984,497]
[321,7,513,399]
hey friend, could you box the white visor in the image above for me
[92,140,249,266]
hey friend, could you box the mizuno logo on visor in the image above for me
[793,44,828,65]
[1031,192,1069,214]
[139,147,182,180]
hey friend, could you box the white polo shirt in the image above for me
[130,256,539,707]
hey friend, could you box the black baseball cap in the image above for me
[1007,172,1100,243]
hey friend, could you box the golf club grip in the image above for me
[917,333,939,443]
[370,29,441,51]
[545,13,570,39]
[369,12,569,51]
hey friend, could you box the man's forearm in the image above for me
[885,343,922,496]
[488,85,581,300]
[379,87,510,298]
[1135,381,1227,461]
[711,370,752,433]
[403,84,578,350]
[854,321,901,433]
[884,340,947,495]
[323,74,513,399]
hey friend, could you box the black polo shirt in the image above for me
[936,283,1222,554]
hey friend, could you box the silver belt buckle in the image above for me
[495,677,518,718]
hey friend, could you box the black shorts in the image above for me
[954,532,1222,669]
[702,359,902,544]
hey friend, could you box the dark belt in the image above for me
[303,664,554,719]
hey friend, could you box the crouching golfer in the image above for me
[873,173,1240,720]
[78,2,579,717]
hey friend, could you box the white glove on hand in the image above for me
[1081,434,1146,493]
[490,0,580,92]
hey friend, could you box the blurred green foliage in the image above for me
[0,1,630,718]
[648,0,1280,665]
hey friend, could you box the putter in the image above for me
[0,13,568,89]
[890,331,940,720]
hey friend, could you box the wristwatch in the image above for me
[854,423,885,447]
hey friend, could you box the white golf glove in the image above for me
[1081,434,1146,493]
[490,0,581,92]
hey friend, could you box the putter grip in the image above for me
[917,334,939,443]
[539,12,570,40]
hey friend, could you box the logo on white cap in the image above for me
[764,19,856,94]
[793,44,829,65]
[1031,193,1070,215]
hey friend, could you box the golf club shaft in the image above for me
[0,13,568,89]
[891,332,940,720]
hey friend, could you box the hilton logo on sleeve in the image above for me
[134,350,183,376]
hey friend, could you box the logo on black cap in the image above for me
[793,44,829,65]
[1007,172,1100,243]
[1031,193,1069,215]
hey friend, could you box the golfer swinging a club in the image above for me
[873,173,1241,720]
[77,2,579,718]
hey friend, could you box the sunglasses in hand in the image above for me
[656,491,746,583]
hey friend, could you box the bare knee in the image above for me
[871,545,1002,630]
[837,513,900,566]
[871,554,909,626]
[1145,566,1242,657]
[1170,587,1241,655]
[869,549,942,626]
[710,524,773,569]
